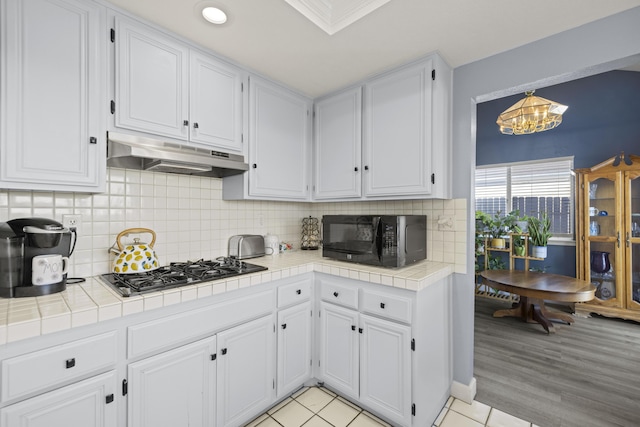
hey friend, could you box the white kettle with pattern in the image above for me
[111,228,160,274]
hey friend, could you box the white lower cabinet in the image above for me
[277,301,313,398]
[359,314,412,426]
[127,337,216,427]
[318,302,359,400]
[216,315,276,427]
[0,371,117,427]
[318,302,412,426]
[317,274,451,427]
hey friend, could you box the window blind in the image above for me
[476,157,574,236]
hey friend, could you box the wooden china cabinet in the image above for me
[574,153,640,321]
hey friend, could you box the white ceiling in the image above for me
[107,0,640,98]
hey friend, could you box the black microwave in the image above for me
[321,215,426,268]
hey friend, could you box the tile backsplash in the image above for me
[0,168,467,278]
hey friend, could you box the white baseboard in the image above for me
[450,377,477,404]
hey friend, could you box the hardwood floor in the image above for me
[474,297,640,427]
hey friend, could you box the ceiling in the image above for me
[107,0,640,98]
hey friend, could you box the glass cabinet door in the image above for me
[586,175,623,307]
[627,171,640,310]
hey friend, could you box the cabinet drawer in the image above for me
[278,279,311,307]
[128,289,275,359]
[1,332,117,403]
[320,281,358,309]
[360,290,412,324]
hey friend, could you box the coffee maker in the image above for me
[0,218,75,298]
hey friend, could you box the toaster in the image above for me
[228,235,265,259]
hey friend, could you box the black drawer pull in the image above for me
[351,325,356,331]
[333,291,339,297]
[380,302,386,309]
[106,394,114,404]
[183,120,189,126]
[221,348,227,355]
[65,358,76,369]
[296,289,301,295]
[282,323,287,329]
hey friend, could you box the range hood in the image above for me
[107,132,249,178]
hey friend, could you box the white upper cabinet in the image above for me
[189,51,243,152]
[224,76,311,200]
[115,16,189,140]
[313,54,451,201]
[313,87,362,200]
[114,16,243,152]
[0,0,106,192]
[364,59,434,197]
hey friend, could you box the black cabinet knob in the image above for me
[183,120,189,126]
[193,122,199,129]
[65,358,76,369]
[296,289,301,295]
[364,165,369,170]
[221,348,227,355]
[252,164,257,168]
[333,291,339,297]
[380,302,385,309]
[354,167,359,172]
[351,325,356,331]
[281,324,287,329]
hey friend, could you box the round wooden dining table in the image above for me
[479,269,596,334]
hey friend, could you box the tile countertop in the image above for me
[0,251,453,346]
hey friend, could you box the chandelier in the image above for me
[496,91,568,135]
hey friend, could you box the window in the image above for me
[475,157,574,237]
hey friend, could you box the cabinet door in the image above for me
[359,314,412,427]
[0,371,117,427]
[248,76,311,200]
[313,87,362,200]
[115,16,189,140]
[0,0,105,192]
[584,173,625,307]
[626,171,640,311]
[318,302,359,399]
[217,315,275,427]
[190,51,243,152]
[277,302,312,398]
[363,60,433,197]
[128,337,216,427]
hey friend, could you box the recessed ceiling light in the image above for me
[202,6,227,24]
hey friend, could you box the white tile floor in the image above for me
[245,386,537,427]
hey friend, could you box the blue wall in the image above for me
[476,70,640,276]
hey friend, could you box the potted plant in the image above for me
[512,234,526,256]
[515,213,530,234]
[528,213,552,258]
[486,210,519,249]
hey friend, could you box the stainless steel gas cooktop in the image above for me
[99,258,267,297]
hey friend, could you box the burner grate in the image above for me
[100,258,267,297]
